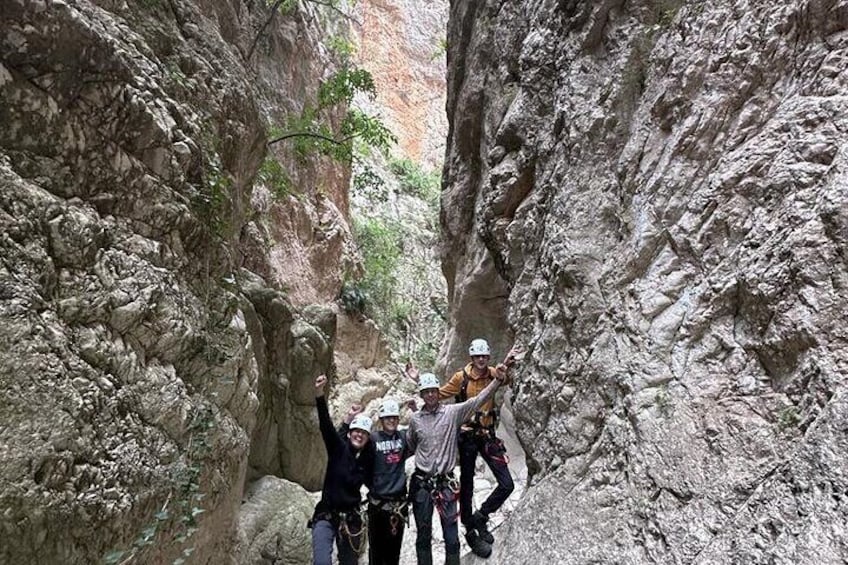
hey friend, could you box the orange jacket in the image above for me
[439,364,499,429]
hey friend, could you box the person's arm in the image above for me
[503,344,525,368]
[337,404,363,437]
[438,371,463,400]
[314,375,342,452]
[337,421,349,437]
[404,361,419,384]
[406,417,418,456]
[455,364,506,422]
[400,429,415,460]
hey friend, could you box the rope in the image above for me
[370,498,409,536]
[338,509,368,555]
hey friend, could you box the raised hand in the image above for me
[344,403,364,424]
[504,343,526,367]
[314,374,328,396]
[404,360,420,383]
[405,398,419,412]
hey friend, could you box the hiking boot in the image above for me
[465,530,492,558]
[470,511,494,544]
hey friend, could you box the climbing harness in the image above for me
[308,507,369,555]
[484,436,510,466]
[369,495,409,536]
[338,507,368,555]
[459,426,510,467]
[413,471,460,523]
[453,365,511,466]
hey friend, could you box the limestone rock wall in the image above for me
[353,0,448,168]
[0,0,348,562]
[233,475,316,565]
[443,0,848,563]
[239,1,356,307]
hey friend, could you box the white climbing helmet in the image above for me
[468,338,491,356]
[419,372,440,392]
[350,413,373,433]
[378,399,400,419]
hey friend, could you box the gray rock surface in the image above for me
[234,475,317,565]
[242,275,336,492]
[0,141,256,565]
[443,0,848,563]
[0,0,350,562]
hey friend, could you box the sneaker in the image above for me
[470,511,494,544]
[465,530,492,558]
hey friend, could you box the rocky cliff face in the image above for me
[353,0,448,168]
[443,0,848,562]
[0,0,349,563]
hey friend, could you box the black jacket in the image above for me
[314,395,374,515]
[338,423,410,500]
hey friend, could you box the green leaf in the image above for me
[258,157,294,200]
[318,67,376,108]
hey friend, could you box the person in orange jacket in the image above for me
[439,339,520,556]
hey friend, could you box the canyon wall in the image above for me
[0,0,349,562]
[442,0,848,562]
[353,0,448,168]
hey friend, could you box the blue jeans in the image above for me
[311,517,362,565]
[410,474,460,565]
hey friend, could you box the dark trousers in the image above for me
[311,517,362,565]
[458,431,515,526]
[410,474,460,565]
[367,501,406,565]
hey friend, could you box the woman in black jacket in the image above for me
[339,398,414,565]
[311,374,375,565]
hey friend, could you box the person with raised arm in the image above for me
[338,398,416,565]
[439,339,522,556]
[309,374,374,565]
[404,362,508,565]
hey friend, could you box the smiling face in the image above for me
[471,354,490,372]
[420,387,440,410]
[348,428,370,450]
[380,416,399,433]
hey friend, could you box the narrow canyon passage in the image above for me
[2,0,848,564]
